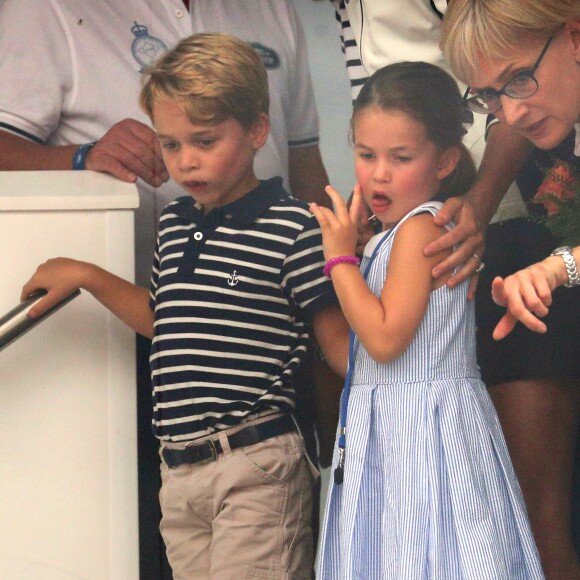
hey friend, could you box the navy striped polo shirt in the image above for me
[149,178,338,443]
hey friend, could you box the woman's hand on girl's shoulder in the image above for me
[424,196,485,298]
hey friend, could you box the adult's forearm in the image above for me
[0,130,77,170]
[288,145,332,209]
[466,122,533,226]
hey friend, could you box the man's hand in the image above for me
[86,118,169,187]
[423,196,485,299]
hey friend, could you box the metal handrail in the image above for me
[0,289,81,352]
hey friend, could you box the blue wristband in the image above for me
[72,141,97,170]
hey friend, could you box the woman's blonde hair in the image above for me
[441,0,580,83]
[140,33,269,129]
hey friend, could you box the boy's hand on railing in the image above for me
[21,258,91,318]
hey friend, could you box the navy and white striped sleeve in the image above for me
[282,213,338,318]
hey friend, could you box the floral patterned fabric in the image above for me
[518,129,580,245]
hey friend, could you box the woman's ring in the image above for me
[473,253,485,274]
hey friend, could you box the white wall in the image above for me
[293,0,356,549]
[0,172,139,580]
[294,0,355,199]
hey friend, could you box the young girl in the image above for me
[310,62,544,579]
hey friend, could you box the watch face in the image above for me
[552,246,573,255]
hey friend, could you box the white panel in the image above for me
[0,171,139,211]
[0,174,139,579]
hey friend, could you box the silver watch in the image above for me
[550,246,580,288]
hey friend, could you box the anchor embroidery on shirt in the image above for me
[227,271,240,287]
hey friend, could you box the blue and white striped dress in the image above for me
[317,202,544,579]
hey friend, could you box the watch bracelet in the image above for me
[551,247,580,288]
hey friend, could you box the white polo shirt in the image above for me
[189,1,320,190]
[341,0,449,77]
[0,0,320,282]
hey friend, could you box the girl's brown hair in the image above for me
[352,61,476,200]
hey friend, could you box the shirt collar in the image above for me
[575,122,580,157]
[171,177,289,224]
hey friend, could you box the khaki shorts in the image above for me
[159,415,319,579]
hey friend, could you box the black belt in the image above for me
[162,414,296,469]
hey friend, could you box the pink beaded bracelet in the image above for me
[323,255,361,278]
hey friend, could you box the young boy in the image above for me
[22,33,345,579]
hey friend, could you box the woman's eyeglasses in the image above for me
[462,33,556,115]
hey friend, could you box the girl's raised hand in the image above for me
[310,185,359,260]
[348,184,366,232]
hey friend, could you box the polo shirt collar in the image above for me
[171,177,289,225]
[227,177,288,224]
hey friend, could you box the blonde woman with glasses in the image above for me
[442,1,580,578]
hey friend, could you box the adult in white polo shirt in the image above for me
[0,0,328,285]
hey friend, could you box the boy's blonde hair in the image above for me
[441,0,580,83]
[140,32,269,129]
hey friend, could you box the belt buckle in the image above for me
[196,437,218,466]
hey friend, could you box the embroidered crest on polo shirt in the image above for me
[250,43,280,70]
[131,22,168,72]
[227,271,240,287]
